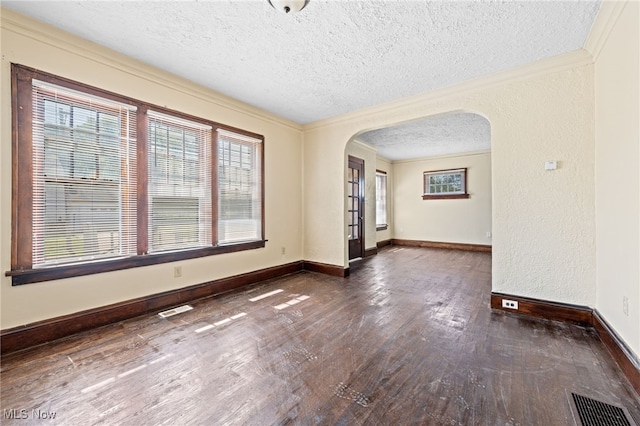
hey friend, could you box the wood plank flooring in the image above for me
[1,247,639,425]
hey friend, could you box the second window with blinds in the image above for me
[147,114,263,253]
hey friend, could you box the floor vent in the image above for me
[158,305,193,318]
[571,393,636,426]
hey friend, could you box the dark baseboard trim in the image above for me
[491,291,640,396]
[1,261,304,355]
[490,292,593,326]
[303,261,350,278]
[364,247,378,258]
[592,310,640,395]
[377,239,392,249]
[392,239,492,253]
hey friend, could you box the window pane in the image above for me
[376,172,387,227]
[32,80,137,266]
[424,169,466,196]
[218,129,262,244]
[148,111,212,253]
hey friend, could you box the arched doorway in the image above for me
[345,111,492,257]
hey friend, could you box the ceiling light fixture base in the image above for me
[268,0,310,14]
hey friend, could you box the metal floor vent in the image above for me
[158,305,193,318]
[571,393,637,426]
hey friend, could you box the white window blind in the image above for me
[217,129,262,244]
[376,172,387,227]
[31,80,137,267]
[147,111,212,253]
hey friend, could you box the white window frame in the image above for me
[375,170,388,230]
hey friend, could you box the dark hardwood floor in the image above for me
[1,247,638,425]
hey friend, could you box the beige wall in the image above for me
[304,58,596,306]
[375,156,393,243]
[0,10,303,329]
[393,151,491,245]
[594,1,639,357]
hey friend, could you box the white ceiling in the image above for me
[4,0,601,159]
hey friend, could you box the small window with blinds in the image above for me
[32,80,137,267]
[10,64,266,286]
[148,111,212,253]
[375,171,388,230]
[217,129,263,244]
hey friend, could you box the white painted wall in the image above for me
[375,156,393,244]
[345,140,378,253]
[0,11,303,329]
[393,151,492,246]
[594,1,639,357]
[304,55,596,307]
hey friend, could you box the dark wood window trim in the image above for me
[8,64,265,286]
[422,194,470,200]
[422,167,469,200]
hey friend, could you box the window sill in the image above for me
[422,194,470,200]
[376,225,388,231]
[6,240,267,286]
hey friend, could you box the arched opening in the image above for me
[344,111,492,261]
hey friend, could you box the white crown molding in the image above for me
[391,149,492,165]
[584,0,630,61]
[303,49,594,132]
[350,139,378,154]
[1,8,302,132]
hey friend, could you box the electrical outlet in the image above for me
[623,296,629,316]
[174,266,182,278]
[502,299,518,310]
[486,231,492,238]
[281,246,286,255]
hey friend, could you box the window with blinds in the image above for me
[32,80,137,267]
[148,111,212,253]
[11,65,266,285]
[217,129,263,244]
[375,171,388,229]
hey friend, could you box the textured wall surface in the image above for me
[0,13,303,329]
[304,59,596,307]
[393,151,492,246]
[594,2,639,357]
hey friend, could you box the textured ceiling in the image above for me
[357,113,491,161]
[3,0,600,159]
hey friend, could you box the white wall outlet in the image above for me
[486,231,492,238]
[174,266,182,278]
[545,160,558,170]
[623,296,629,316]
[502,299,518,309]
